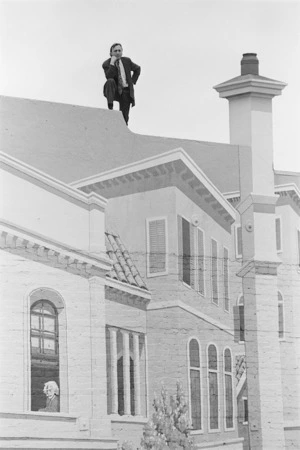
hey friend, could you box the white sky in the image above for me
[1,0,299,172]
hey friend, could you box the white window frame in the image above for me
[196,227,206,297]
[223,246,230,313]
[234,224,242,259]
[211,238,219,306]
[278,290,285,341]
[275,216,283,253]
[207,342,220,433]
[223,347,235,431]
[187,337,203,434]
[146,216,168,278]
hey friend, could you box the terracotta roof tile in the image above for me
[235,354,246,384]
[105,231,148,291]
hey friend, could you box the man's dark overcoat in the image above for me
[102,57,141,106]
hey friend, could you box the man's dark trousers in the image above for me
[104,78,131,125]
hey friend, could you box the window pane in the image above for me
[43,316,55,333]
[278,303,284,339]
[225,374,233,428]
[31,336,40,351]
[43,303,56,316]
[244,398,248,423]
[43,338,55,354]
[189,339,200,367]
[182,218,191,285]
[224,349,232,372]
[208,345,217,370]
[209,372,218,429]
[31,315,40,330]
[190,369,201,430]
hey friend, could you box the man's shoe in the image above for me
[108,103,113,110]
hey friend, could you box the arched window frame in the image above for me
[187,337,203,433]
[223,347,234,431]
[24,287,68,413]
[278,291,285,341]
[207,343,220,433]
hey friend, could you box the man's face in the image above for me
[111,45,123,59]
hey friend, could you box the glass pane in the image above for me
[189,339,200,367]
[182,218,191,286]
[32,303,42,313]
[44,316,55,332]
[43,338,55,353]
[190,369,201,430]
[31,315,40,330]
[225,374,233,428]
[224,349,232,372]
[31,336,40,350]
[43,303,55,316]
[209,372,218,429]
[208,345,217,370]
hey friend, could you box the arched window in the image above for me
[224,348,233,429]
[188,339,201,430]
[208,344,219,430]
[238,296,245,342]
[30,300,59,411]
[278,292,284,339]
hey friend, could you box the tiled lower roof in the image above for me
[105,231,148,291]
[236,354,246,384]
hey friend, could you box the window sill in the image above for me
[110,414,148,424]
[208,428,220,433]
[0,411,77,422]
[190,429,204,435]
[242,421,248,425]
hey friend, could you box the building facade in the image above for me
[0,54,299,449]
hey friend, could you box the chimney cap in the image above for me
[241,53,259,76]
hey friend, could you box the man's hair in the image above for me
[110,43,122,55]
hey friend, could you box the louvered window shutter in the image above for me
[224,248,229,312]
[233,306,241,343]
[148,219,167,275]
[190,223,196,289]
[197,229,205,295]
[178,215,183,281]
[182,218,191,286]
[211,239,218,305]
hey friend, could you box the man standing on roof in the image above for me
[102,43,141,125]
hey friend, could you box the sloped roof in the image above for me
[0,96,297,195]
[105,231,148,291]
[236,354,246,384]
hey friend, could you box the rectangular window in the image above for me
[146,217,168,277]
[235,225,242,258]
[209,372,218,429]
[275,217,282,252]
[182,218,191,286]
[197,229,205,296]
[239,305,245,342]
[211,239,218,305]
[190,369,201,430]
[225,374,233,429]
[243,398,248,424]
[223,247,229,312]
